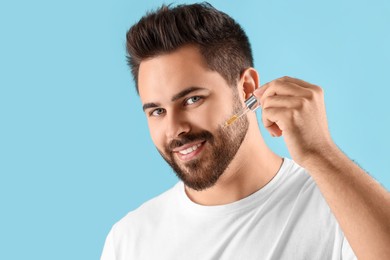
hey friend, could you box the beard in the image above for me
[157,92,249,191]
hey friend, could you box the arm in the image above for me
[254,76,390,259]
[304,142,390,259]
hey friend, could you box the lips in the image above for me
[172,141,205,161]
[178,143,202,155]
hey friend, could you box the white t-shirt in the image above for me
[101,158,357,259]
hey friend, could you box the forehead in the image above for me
[138,45,227,103]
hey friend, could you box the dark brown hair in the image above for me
[126,2,253,94]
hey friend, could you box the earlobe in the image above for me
[240,68,260,100]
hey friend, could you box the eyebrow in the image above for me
[142,86,207,112]
[142,102,159,112]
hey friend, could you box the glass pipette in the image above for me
[224,95,260,127]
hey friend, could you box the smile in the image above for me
[178,143,202,155]
[173,141,206,161]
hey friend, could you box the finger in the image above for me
[267,123,283,137]
[261,107,290,129]
[261,95,306,110]
[262,107,290,137]
[279,76,324,96]
[254,77,290,99]
[255,81,312,107]
[278,76,315,89]
[255,76,317,99]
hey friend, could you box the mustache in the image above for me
[167,131,213,151]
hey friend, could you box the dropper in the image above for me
[224,95,260,127]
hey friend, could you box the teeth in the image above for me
[179,143,202,155]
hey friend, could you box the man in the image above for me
[101,3,390,259]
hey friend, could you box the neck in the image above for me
[185,117,283,206]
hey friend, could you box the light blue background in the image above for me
[1,0,389,259]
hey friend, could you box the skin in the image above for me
[255,77,390,259]
[138,45,390,258]
[138,45,282,205]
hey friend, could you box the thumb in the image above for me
[267,123,283,137]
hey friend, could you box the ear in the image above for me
[239,68,260,100]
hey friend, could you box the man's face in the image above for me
[138,45,249,191]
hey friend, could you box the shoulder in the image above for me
[110,182,180,238]
[278,158,315,191]
[279,158,329,208]
[101,183,182,258]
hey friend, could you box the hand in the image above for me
[253,76,335,166]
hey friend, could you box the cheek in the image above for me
[187,110,214,130]
[191,101,231,130]
[147,121,165,149]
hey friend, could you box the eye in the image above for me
[185,96,203,106]
[150,108,166,117]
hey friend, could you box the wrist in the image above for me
[299,141,341,172]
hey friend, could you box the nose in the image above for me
[165,112,191,140]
